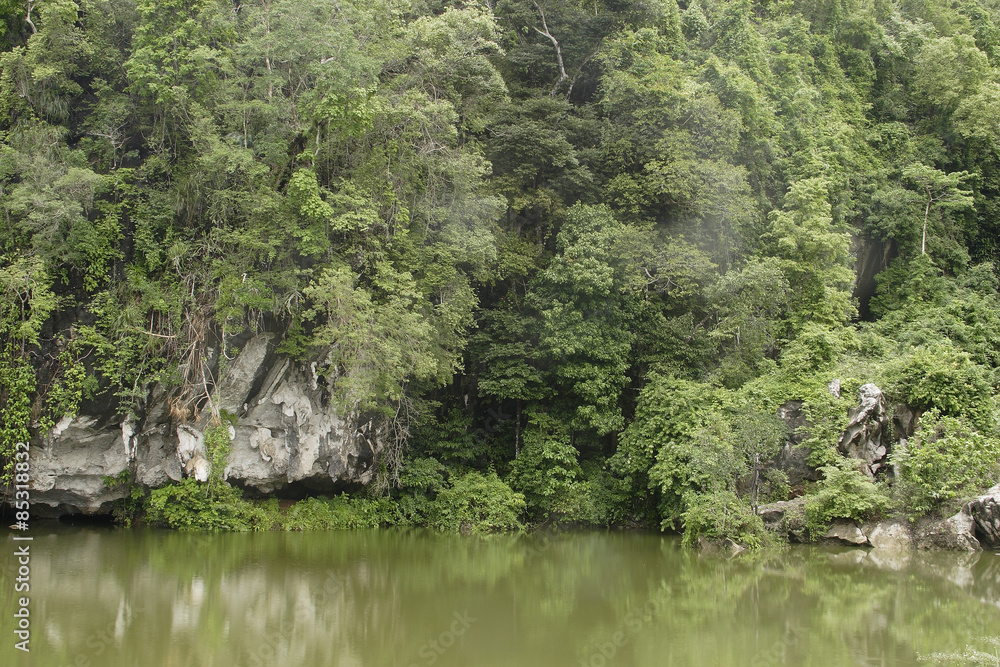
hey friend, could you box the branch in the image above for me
[25,1,37,34]
[532,0,567,96]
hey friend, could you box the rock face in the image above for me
[838,383,891,478]
[20,334,378,516]
[758,497,809,542]
[914,485,1000,552]
[867,520,913,551]
[29,414,130,517]
[773,401,819,489]
[969,484,1000,549]
[915,505,982,552]
[825,519,869,546]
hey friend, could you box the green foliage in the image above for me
[886,343,993,429]
[892,409,1000,518]
[527,203,637,435]
[681,491,771,551]
[202,415,234,494]
[804,460,891,535]
[101,469,144,527]
[614,372,721,526]
[507,410,600,524]
[5,0,1000,538]
[426,471,525,533]
[145,479,277,532]
[282,495,393,531]
[393,455,448,525]
[0,352,34,485]
[767,177,855,329]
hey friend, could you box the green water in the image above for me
[2,527,999,667]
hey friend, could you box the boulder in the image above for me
[968,484,1000,549]
[911,485,1000,552]
[824,519,869,546]
[915,505,981,552]
[772,401,819,488]
[758,497,809,542]
[838,383,891,478]
[867,520,913,551]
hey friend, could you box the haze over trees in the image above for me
[2,0,1000,539]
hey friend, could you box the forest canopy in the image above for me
[2,0,1000,537]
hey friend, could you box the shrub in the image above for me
[427,471,525,533]
[507,411,599,523]
[892,410,1000,519]
[145,479,277,531]
[283,495,393,531]
[394,456,448,525]
[804,460,890,535]
[681,491,771,550]
[886,343,993,429]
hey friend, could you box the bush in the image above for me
[145,479,278,531]
[283,495,393,531]
[886,343,993,429]
[427,471,525,533]
[804,460,890,535]
[892,410,1000,519]
[681,491,771,551]
[508,411,599,523]
[393,456,448,525]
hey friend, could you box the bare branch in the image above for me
[532,0,568,96]
[25,1,37,34]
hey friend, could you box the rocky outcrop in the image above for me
[28,414,131,517]
[824,519,869,546]
[758,497,809,542]
[915,505,982,552]
[913,485,1000,552]
[968,484,1000,549]
[838,383,891,478]
[866,520,913,551]
[20,334,378,516]
[773,401,819,489]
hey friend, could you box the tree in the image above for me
[528,204,637,436]
[767,177,855,329]
[901,163,975,256]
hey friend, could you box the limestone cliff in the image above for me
[21,334,376,517]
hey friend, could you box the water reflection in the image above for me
[2,528,999,667]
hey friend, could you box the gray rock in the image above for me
[29,414,129,516]
[969,484,1000,549]
[838,383,891,478]
[825,519,869,546]
[758,497,809,542]
[223,362,375,494]
[9,335,379,516]
[828,379,841,398]
[216,333,275,414]
[915,505,981,552]
[867,520,913,551]
[772,401,819,488]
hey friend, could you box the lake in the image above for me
[3,527,999,666]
